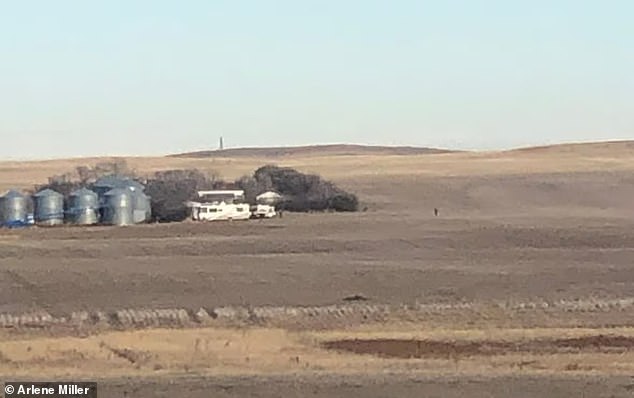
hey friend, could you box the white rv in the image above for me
[192,202,251,221]
[188,190,250,221]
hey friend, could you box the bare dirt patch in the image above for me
[323,335,634,359]
[96,374,634,398]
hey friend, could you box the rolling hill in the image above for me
[505,140,634,156]
[170,144,455,158]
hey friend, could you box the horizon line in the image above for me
[1,139,633,162]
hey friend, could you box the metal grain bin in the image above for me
[132,191,151,224]
[102,188,134,226]
[33,189,64,226]
[93,176,144,201]
[1,190,28,226]
[69,188,99,225]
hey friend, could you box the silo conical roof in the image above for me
[71,187,98,196]
[2,189,24,198]
[95,176,144,191]
[34,188,63,197]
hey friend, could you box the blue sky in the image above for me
[1,0,633,159]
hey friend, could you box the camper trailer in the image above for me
[188,190,250,221]
[191,201,251,221]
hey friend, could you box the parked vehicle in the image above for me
[190,201,251,221]
[252,204,276,218]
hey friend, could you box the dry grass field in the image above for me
[1,142,634,397]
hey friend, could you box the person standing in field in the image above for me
[434,208,439,216]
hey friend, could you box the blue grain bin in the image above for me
[1,190,28,227]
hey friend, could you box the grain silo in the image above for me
[0,190,28,227]
[93,176,144,201]
[69,188,99,225]
[132,191,151,223]
[102,188,134,226]
[33,189,64,226]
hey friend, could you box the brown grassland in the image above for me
[1,142,634,397]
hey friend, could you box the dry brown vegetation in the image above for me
[4,140,634,193]
[1,142,634,397]
[1,327,633,379]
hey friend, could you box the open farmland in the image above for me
[1,143,634,397]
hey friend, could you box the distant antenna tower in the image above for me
[219,136,224,150]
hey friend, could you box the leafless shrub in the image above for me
[237,165,359,212]
[36,160,138,203]
[145,169,222,222]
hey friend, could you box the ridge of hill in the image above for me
[506,140,634,155]
[170,144,455,158]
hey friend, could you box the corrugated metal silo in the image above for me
[132,191,151,223]
[33,189,64,226]
[69,188,99,225]
[1,190,28,226]
[93,176,145,208]
[103,188,134,226]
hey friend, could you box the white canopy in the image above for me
[256,191,282,201]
